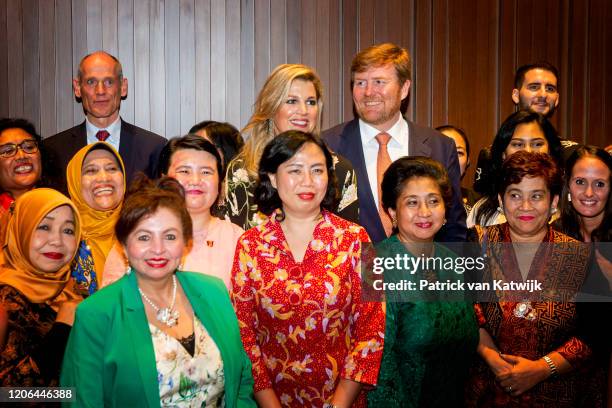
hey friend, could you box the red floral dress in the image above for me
[231,210,385,407]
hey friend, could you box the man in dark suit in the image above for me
[323,43,466,243]
[43,51,166,193]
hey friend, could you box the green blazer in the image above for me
[61,271,256,407]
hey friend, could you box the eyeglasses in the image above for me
[0,139,39,158]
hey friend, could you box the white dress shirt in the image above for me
[85,117,121,152]
[359,114,409,209]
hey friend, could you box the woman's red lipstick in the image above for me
[42,252,63,260]
[298,193,315,200]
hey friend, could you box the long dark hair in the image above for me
[558,145,612,242]
[475,110,562,225]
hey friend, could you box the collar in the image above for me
[85,116,121,143]
[359,114,408,148]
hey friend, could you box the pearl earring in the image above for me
[567,193,572,202]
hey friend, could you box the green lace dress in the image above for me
[368,235,479,407]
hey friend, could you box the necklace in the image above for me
[138,274,180,327]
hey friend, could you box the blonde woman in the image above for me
[225,64,358,230]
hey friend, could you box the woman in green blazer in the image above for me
[61,176,255,407]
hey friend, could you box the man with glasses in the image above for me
[43,51,166,193]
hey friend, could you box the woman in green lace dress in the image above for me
[368,157,479,407]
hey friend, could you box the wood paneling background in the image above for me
[0,0,610,186]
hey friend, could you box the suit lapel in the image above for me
[340,121,377,212]
[118,120,136,177]
[122,273,160,408]
[178,273,238,407]
[407,120,432,157]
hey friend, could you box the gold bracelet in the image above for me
[542,355,558,378]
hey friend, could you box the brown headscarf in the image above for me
[0,188,82,303]
[67,142,126,283]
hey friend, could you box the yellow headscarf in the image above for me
[0,188,82,303]
[67,142,126,284]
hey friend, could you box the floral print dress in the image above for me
[151,317,225,407]
[230,210,384,407]
[224,154,359,230]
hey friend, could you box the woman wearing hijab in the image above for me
[67,142,125,297]
[0,188,81,386]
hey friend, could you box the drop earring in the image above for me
[567,193,572,202]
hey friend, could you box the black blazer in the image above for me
[323,118,467,243]
[43,120,167,194]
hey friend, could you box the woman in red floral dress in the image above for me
[231,131,384,408]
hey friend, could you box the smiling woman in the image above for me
[231,131,384,408]
[0,119,47,243]
[61,176,256,407]
[0,188,81,386]
[66,142,126,297]
[225,64,359,230]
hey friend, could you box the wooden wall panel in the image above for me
[209,0,226,124]
[39,0,56,138]
[0,0,7,118]
[179,0,196,134]
[239,0,253,127]
[22,0,40,131]
[86,0,102,51]
[134,0,151,130]
[225,0,241,128]
[0,0,608,162]
[71,0,87,126]
[7,0,24,118]
[117,0,134,124]
[56,0,74,132]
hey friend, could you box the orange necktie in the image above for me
[375,132,393,236]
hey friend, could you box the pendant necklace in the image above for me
[139,274,180,327]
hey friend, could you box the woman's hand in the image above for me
[497,354,549,396]
[482,349,514,377]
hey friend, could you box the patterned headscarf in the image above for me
[67,142,126,295]
[0,188,82,303]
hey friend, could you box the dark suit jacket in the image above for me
[43,119,167,193]
[323,118,467,243]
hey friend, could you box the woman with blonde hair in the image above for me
[225,64,358,229]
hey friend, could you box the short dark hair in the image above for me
[0,117,49,192]
[156,134,224,216]
[381,156,452,213]
[116,175,192,246]
[475,110,562,225]
[498,151,562,199]
[436,125,470,157]
[255,131,339,217]
[514,61,559,89]
[189,121,244,166]
[559,145,612,242]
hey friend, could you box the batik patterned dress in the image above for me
[466,223,605,408]
[231,210,384,407]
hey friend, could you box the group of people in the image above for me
[0,41,609,408]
